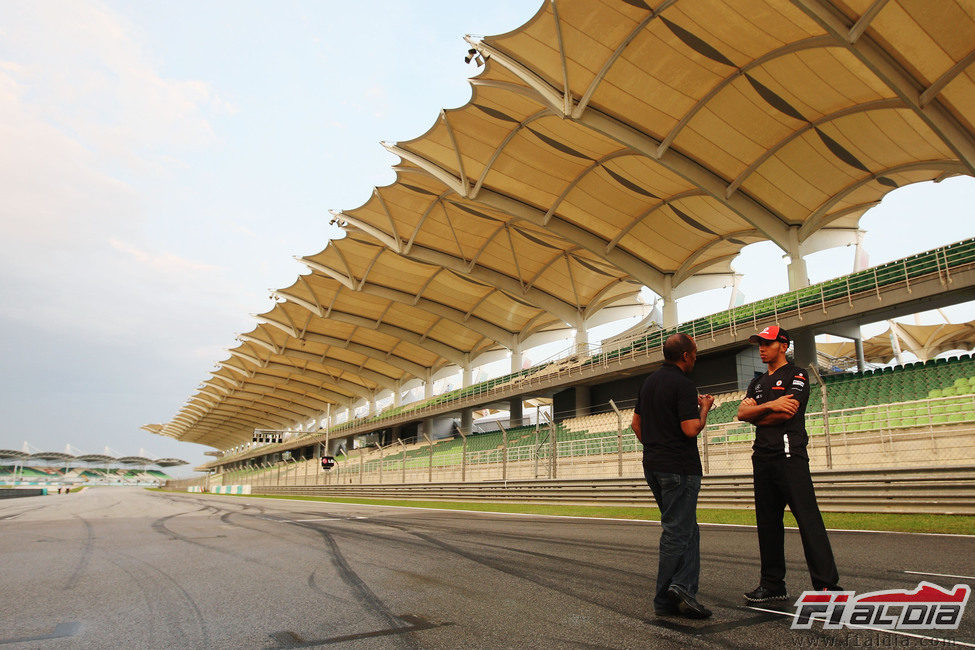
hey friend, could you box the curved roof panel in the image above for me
[300,232,572,345]
[154,458,188,467]
[333,172,647,323]
[117,456,154,465]
[29,452,74,462]
[76,454,115,463]
[464,1,970,245]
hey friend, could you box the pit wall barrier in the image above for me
[249,466,975,515]
[0,488,48,498]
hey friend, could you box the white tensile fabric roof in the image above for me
[819,320,975,364]
[148,0,975,449]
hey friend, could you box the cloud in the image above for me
[0,0,237,345]
[109,238,221,275]
[0,0,227,249]
[0,1,229,161]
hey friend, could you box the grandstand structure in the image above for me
[146,1,975,489]
[817,318,975,368]
[0,447,185,487]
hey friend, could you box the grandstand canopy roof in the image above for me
[147,0,975,451]
[154,458,189,467]
[819,320,975,363]
[0,450,28,460]
[117,456,154,465]
[30,452,74,462]
[76,454,116,464]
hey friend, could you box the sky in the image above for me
[0,1,972,476]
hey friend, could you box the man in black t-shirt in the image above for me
[737,326,841,603]
[631,333,714,619]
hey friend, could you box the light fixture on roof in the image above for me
[464,48,483,67]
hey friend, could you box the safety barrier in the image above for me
[0,488,48,498]
[244,465,975,515]
[189,484,251,494]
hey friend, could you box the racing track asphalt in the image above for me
[0,487,972,649]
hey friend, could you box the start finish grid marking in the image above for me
[903,570,975,581]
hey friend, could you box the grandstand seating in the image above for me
[376,355,975,459]
[210,238,975,478]
[312,238,975,441]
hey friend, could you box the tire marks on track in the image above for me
[105,546,212,648]
[149,508,282,570]
[288,520,413,639]
[162,492,419,646]
[64,515,94,590]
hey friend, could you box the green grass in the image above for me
[152,489,975,535]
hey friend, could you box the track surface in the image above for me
[1,487,973,648]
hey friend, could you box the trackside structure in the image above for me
[148,1,975,504]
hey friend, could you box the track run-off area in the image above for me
[1,487,973,648]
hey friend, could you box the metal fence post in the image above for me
[809,365,832,469]
[549,419,557,479]
[398,439,407,484]
[701,428,709,475]
[499,421,508,481]
[610,399,624,477]
[374,442,384,484]
[423,433,433,483]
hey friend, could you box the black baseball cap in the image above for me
[749,325,790,344]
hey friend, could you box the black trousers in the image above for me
[752,455,839,590]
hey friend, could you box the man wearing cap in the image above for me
[632,333,714,619]
[737,325,841,603]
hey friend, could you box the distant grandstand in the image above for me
[145,1,975,506]
[0,448,186,488]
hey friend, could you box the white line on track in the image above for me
[743,605,975,647]
[211,494,975,538]
[292,518,340,522]
[903,570,975,580]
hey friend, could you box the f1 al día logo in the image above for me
[792,582,970,630]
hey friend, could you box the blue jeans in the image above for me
[644,470,702,611]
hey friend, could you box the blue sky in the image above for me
[0,1,971,475]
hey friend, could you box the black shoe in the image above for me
[744,584,789,603]
[653,588,681,616]
[821,584,845,592]
[653,604,679,616]
[667,585,712,619]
